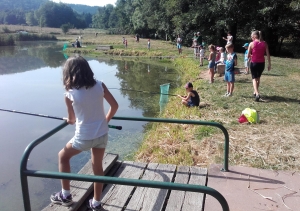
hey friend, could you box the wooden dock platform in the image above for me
[44,154,207,211]
[44,155,300,211]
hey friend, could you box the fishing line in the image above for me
[0,108,122,130]
[108,88,177,96]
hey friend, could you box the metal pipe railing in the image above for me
[20,116,230,211]
[111,116,229,171]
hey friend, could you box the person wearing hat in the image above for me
[196,32,202,47]
[192,33,198,58]
[177,82,200,107]
[243,43,250,74]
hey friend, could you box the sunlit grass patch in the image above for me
[59,34,300,171]
[135,54,300,171]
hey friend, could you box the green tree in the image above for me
[61,23,71,34]
[25,12,37,26]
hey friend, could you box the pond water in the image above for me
[0,41,180,211]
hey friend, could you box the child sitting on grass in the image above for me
[177,82,200,107]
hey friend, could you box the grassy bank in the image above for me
[135,55,300,171]
[58,34,300,171]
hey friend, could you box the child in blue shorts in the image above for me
[224,43,237,97]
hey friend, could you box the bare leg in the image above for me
[91,148,106,201]
[209,68,214,82]
[230,82,234,94]
[252,77,260,95]
[58,143,81,190]
[181,100,189,107]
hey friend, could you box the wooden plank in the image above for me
[165,166,190,211]
[125,163,176,211]
[77,161,123,211]
[42,153,118,211]
[181,167,207,211]
[101,161,147,211]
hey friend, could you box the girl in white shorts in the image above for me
[50,56,118,211]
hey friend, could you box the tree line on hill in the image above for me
[93,0,300,56]
[0,0,299,56]
[0,0,93,28]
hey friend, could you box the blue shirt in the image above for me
[244,50,248,61]
[225,53,237,72]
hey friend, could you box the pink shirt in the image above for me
[251,41,266,63]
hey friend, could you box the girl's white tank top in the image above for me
[65,80,108,140]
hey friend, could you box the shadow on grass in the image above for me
[235,78,252,83]
[263,73,286,77]
[240,95,299,103]
[199,102,211,109]
[260,95,299,103]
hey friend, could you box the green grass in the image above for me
[58,34,300,171]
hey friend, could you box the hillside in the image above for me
[0,0,48,11]
[0,0,98,14]
[67,4,99,14]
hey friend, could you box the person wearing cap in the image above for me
[192,33,198,58]
[196,32,202,47]
[243,43,250,74]
[177,82,200,107]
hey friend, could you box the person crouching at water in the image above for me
[72,38,81,48]
[177,82,200,107]
[50,56,118,210]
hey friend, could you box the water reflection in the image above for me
[0,41,180,211]
[0,41,66,75]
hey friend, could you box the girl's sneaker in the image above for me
[88,199,104,211]
[50,191,73,206]
[255,95,260,102]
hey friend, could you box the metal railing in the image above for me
[20,116,230,211]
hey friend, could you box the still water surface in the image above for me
[0,41,180,210]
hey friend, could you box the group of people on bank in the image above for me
[178,30,271,107]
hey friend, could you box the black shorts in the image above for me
[250,62,265,79]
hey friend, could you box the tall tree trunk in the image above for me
[278,36,284,55]
[264,27,279,56]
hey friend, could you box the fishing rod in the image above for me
[0,108,122,130]
[108,88,178,97]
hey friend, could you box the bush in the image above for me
[2,26,10,33]
[0,35,15,46]
[15,33,57,41]
[61,24,70,34]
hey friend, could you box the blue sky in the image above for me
[51,0,116,6]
